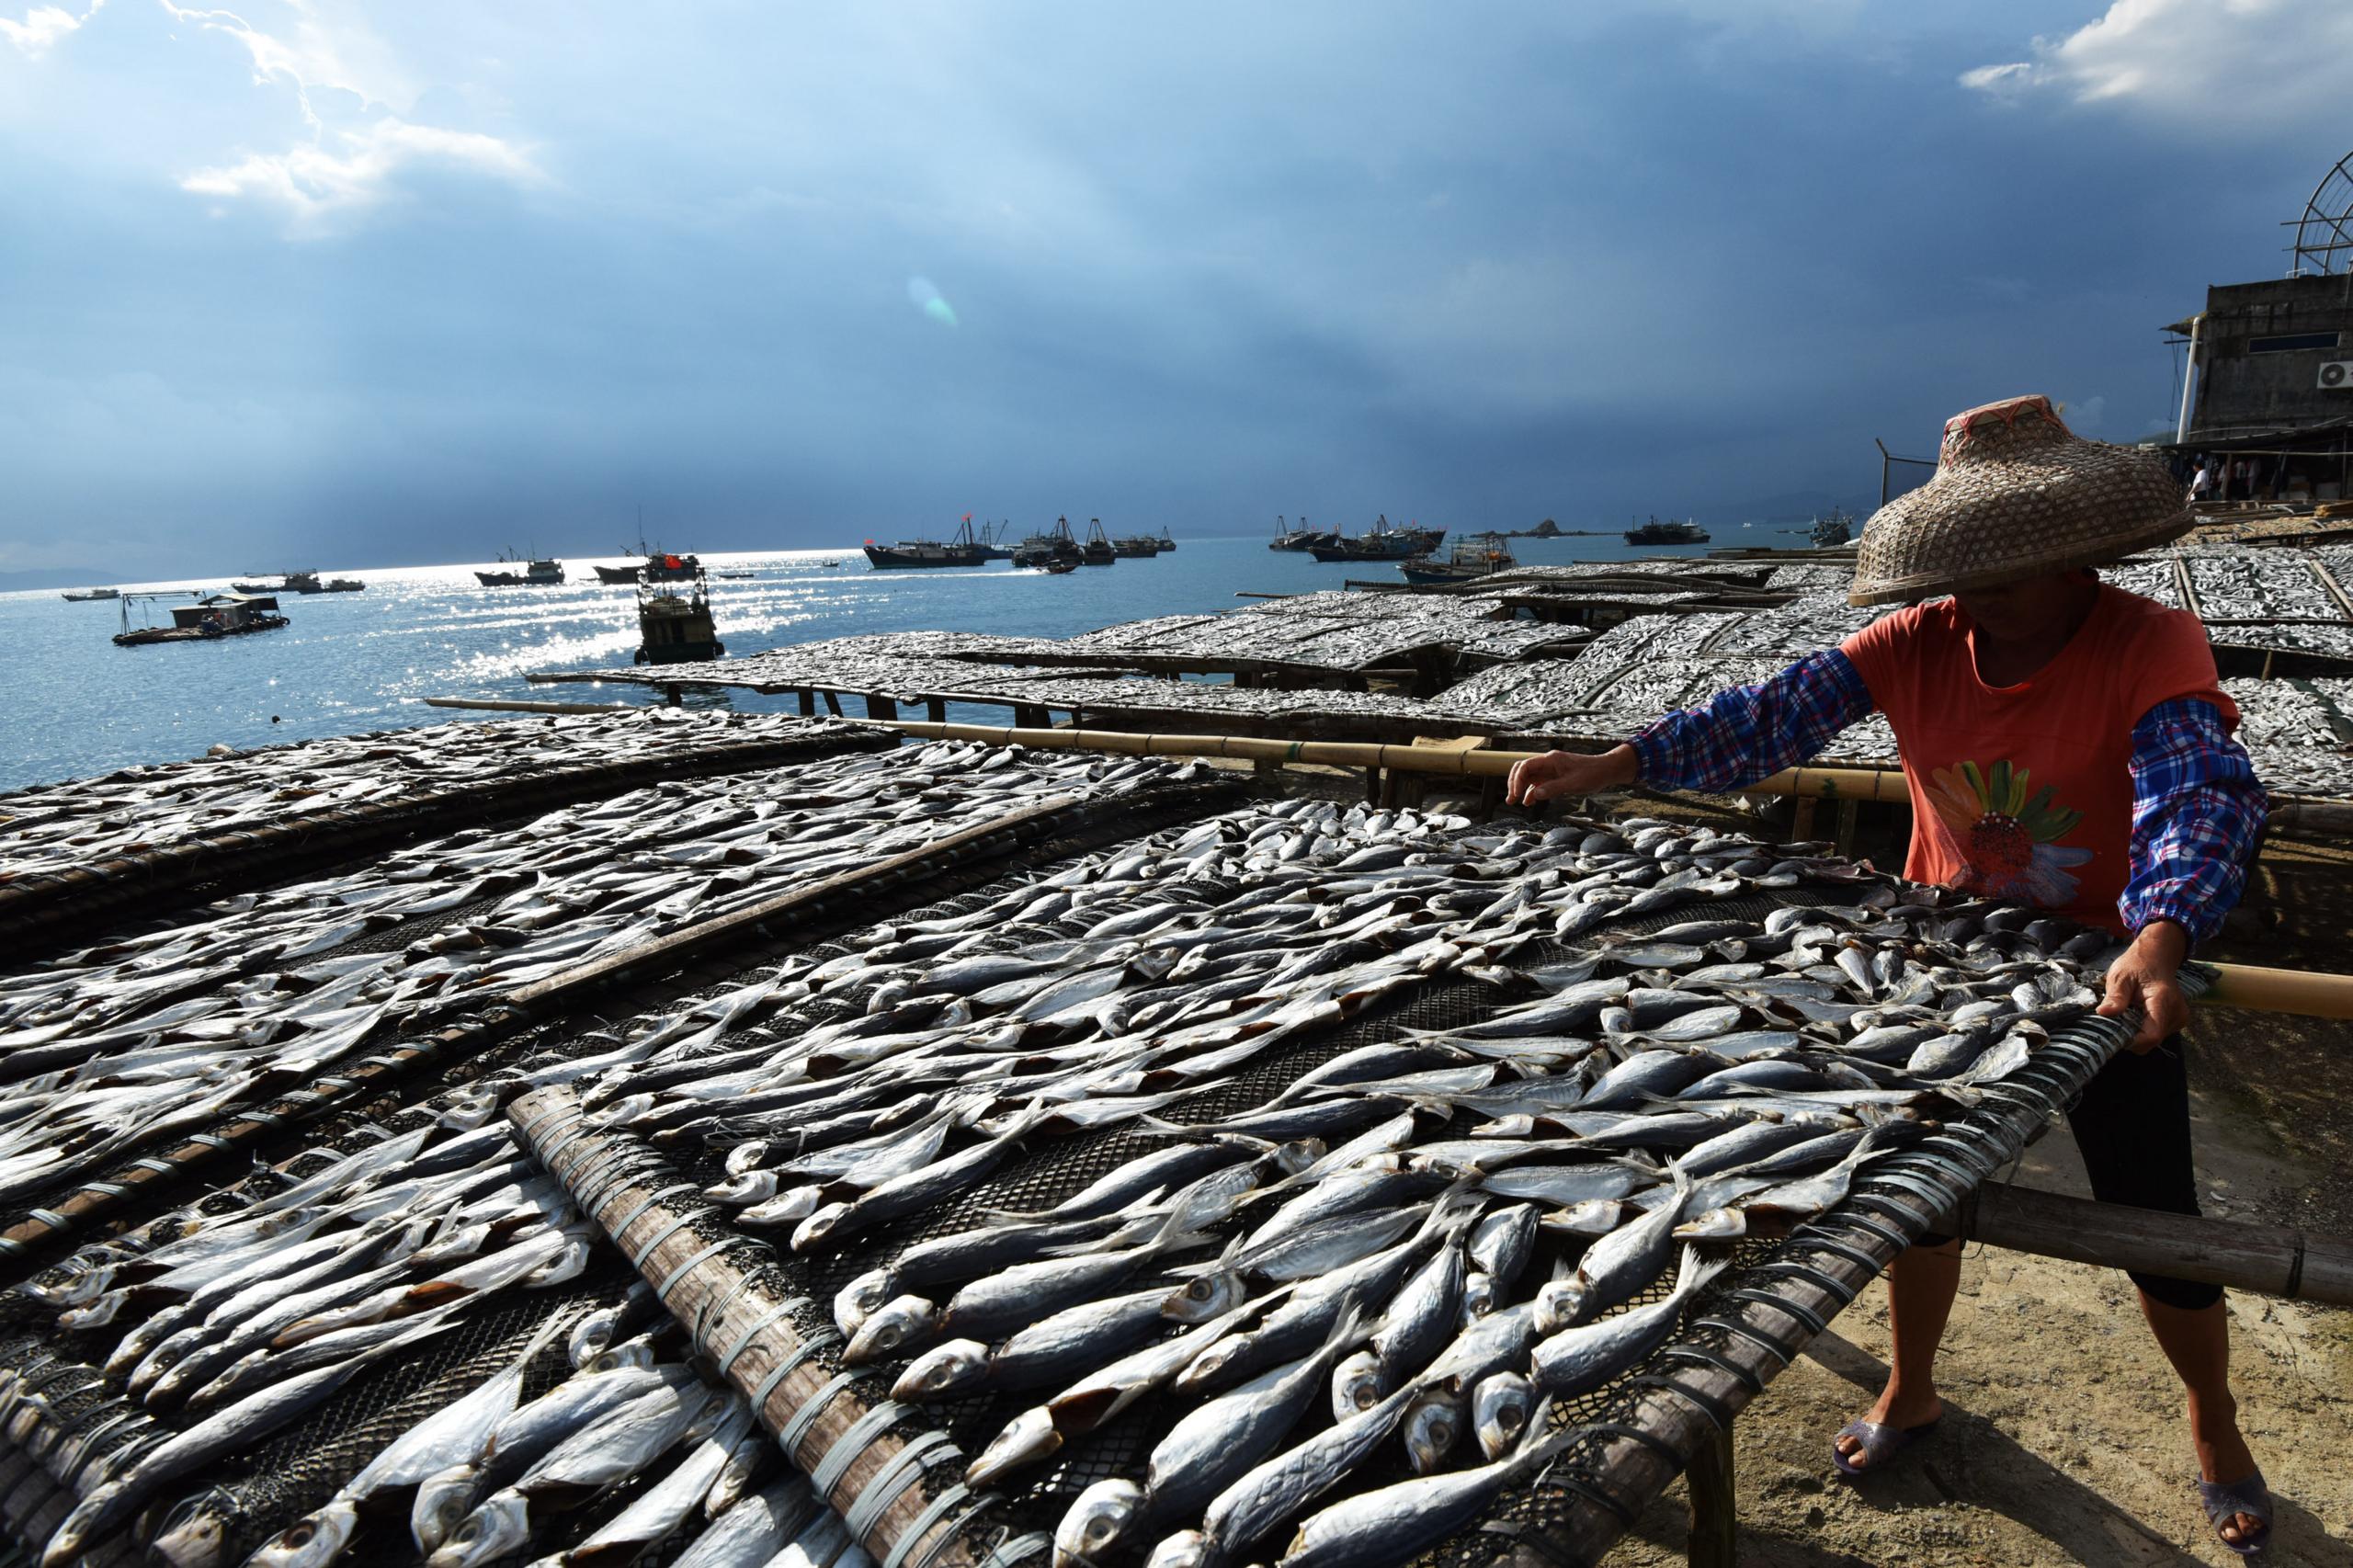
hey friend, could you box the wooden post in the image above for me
[798,689,817,717]
[866,695,899,722]
[1686,1423,1738,1568]
[1833,797,1860,858]
[1364,765,1383,806]
[926,698,948,722]
[1944,1183,2353,1306]
[822,691,843,717]
[1790,795,1817,841]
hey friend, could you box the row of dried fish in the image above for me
[0,743,1193,1215]
[0,712,867,888]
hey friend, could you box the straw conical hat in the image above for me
[1848,394,2192,608]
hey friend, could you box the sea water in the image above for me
[0,531,1739,790]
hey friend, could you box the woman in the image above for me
[1505,395,2272,1554]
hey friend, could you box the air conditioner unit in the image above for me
[2322,360,2353,390]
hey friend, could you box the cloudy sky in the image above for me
[1,0,2347,574]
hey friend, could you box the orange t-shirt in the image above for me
[1838,585,2237,935]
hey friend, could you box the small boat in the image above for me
[819,560,845,568]
[593,561,642,585]
[231,580,277,595]
[476,549,565,586]
[714,569,756,579]
[864,518,988,569]
[634,560,725,665]
[1624,517,1710,546]
[1044,561,1078,574]
[60,587,119,602]
[113,592,287,647]
[1401,531,1517,585]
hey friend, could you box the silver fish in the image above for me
[1275,1396,1557,1568]
[1471,1369,1537,1460]
[1531,1244,1729,1396]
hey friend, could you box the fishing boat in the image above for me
[60,587,119,601]
[973,520,1017,562]
[112,592,287,647]
[633,560,724,665]
[599,526,704,584]
[864,517,988,569]
[1111,530,1163,558]
[1623,517,1710,546]
[476,550,565,586]
[1401,531,1517,585]
[1307,515,1444,562]
[278,571,365,594]
[1268,515,1331,552]
[1012,517,1084,570]
[1082,519,1117,566]
[1156,525,1176,551]
[1810,508,1855,548]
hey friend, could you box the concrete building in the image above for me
[2167,272,2353,502]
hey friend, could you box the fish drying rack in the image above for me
[0,733,2177,1568]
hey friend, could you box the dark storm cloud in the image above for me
[0,0,2341,574]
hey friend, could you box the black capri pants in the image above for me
[1921,1036,2222,1312]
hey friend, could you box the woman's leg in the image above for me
[1835,1235,1960,1469]
[2069,1040,2263,1545]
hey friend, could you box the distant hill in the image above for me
[0,567,119,591]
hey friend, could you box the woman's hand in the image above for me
[2097,919,2190,1051]
[1504,744,1641,807]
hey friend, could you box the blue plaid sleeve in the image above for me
[2121,697,2266,944]
[1629,649,1876,792]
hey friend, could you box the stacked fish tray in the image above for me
[0,741,1256,1566]
[0,732,2161,1568]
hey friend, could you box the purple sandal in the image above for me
[2197,1469,2273,1556]
[1829,1416,1940,1478]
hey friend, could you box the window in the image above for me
[2249,332,2342,353]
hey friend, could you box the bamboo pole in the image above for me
[424,696,641,715]
[508,1086,997,1568]
[2199,960,2353,1019]
[868,718,1910,801]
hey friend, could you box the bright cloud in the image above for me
[181,118,538,222]
[1,0,100,57]
[1961,0,2353,131]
